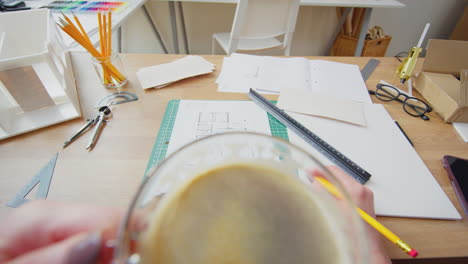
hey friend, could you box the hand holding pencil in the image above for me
[312,166,417,262]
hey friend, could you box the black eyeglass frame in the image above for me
[370,84,433,120]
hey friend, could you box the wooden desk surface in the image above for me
[1,53,467,261]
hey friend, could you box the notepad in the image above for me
[137,56,215,89]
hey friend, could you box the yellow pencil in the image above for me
[315,177,419,258]
[58,17,125,82]
[102,12,108,56]
[99,12,110,84]
[71,12,92,46]
[98,12,104,55]
[107,9,112,56]
[57,12,126,84]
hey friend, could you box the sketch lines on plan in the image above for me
[196,112,247,138]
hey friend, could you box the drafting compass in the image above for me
[63,106,112,150]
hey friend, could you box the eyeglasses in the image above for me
[369,84,433,120]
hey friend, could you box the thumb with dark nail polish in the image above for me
[66,232,102,264]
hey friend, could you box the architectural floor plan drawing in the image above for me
[166,100,271,155]
[196,112,248,138]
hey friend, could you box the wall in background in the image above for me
[122,0,467,56]
[368,0,467,57]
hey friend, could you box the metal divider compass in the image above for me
[63,106,112,150]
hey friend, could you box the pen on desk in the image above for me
[315,177,419,258]
[395,121,413,146]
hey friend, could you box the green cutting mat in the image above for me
[144,100,289,176]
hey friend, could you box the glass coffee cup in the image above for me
[113,132,369,264]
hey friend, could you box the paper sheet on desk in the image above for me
[288,104,461,220]
[166,100,271,156]
[216,54,264,93]
[277,89,367,126]
[309,60,372,103]
[137,56,215,89]
[217,54,311,94]
[453,123,468,142]
[216,54,372,104]
[257,56,311,93]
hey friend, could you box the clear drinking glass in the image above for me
[113,132,369,264]
[92,51,127,89]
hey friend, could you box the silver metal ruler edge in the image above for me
[248,89,371,184]
[361,58,380,81]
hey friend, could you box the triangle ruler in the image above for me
[7,153,58,208]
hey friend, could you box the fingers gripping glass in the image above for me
[370,84,433,120]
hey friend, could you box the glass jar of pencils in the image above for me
[92,51,127,89]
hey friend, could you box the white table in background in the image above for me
[166,0,404,55]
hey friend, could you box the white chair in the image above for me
[212,0,300,56]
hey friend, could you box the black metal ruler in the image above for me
[248,89,371,184]
[361,58,380,81]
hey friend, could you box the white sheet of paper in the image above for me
[453,122,468,142]
[258,57,311,93]
[217,55,372,101]
[217,54,311,94]
[216,55,281,95]
[137,56,215,89]
[216,54,265,93]
[309,60,372,103]
[288,104,461,220]
[167,100,271,156]
[277,89,367,126]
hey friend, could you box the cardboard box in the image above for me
[414,39,468,122]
